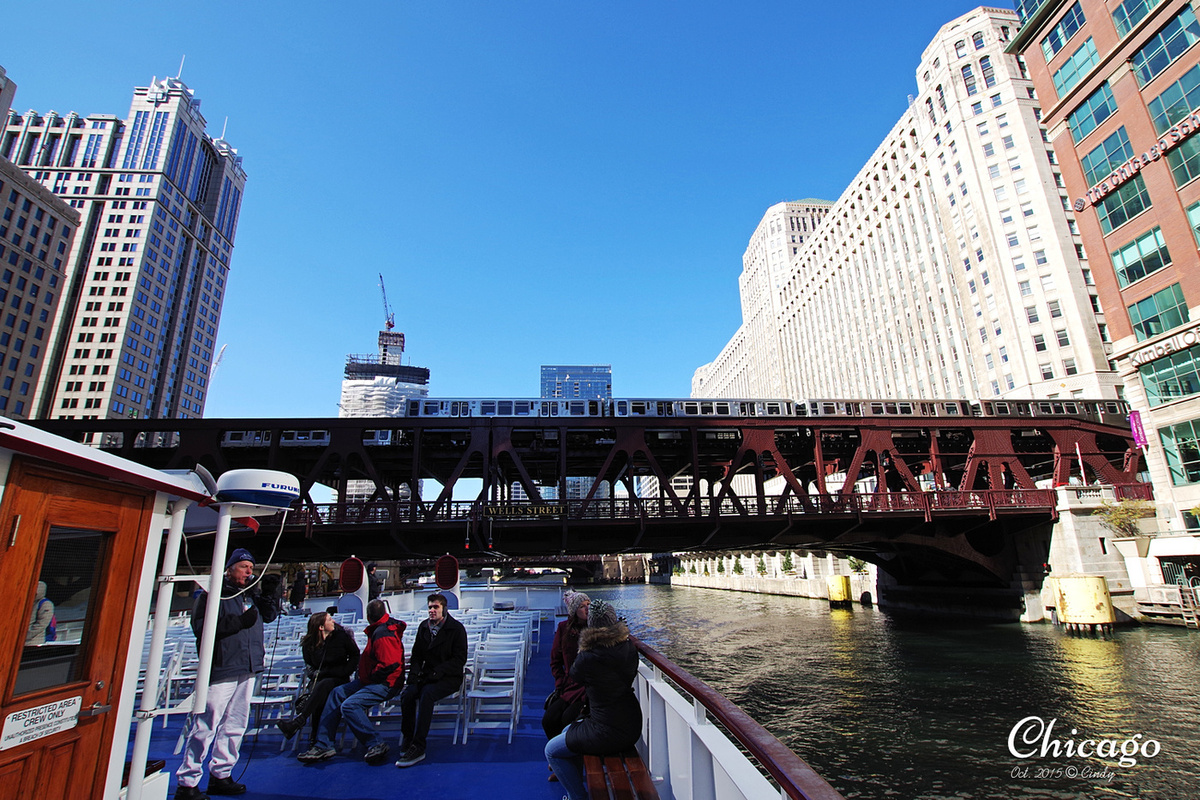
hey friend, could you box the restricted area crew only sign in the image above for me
[1,697,82,750]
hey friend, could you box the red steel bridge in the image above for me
[31,412,1149,593]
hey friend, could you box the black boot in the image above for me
[277,717,302,739]
[174,786,210,800]
[205,775,247,796]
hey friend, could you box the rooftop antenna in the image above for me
[177,55,186,80]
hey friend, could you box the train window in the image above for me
[994,402,1009,415]
[683,402,699,415]
[764,402,781,415]
[1062,402,1078,414]
[569,401,585,416]
[614,400,628,416]
[846,402,862,415]
[515,401,534,416]
[407,400,420,416]
[869,402,884,415]
[588,400,601,416]
[715,402,730,415]
[481,401,497,415]
[897,403,913,414]
[541,401,558,417]
[422,401,441,416]
[701,402,713,415]
[657,402,672,416]
[630,401,648,415]
[820,402,837,415]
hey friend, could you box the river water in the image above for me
[582,584,1200,800]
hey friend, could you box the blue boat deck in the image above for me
[136,619,567,800]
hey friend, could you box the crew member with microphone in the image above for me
[175,548,281,799]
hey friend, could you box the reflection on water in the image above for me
[585,584,1200,800]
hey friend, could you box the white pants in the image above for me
[176,676,254,787]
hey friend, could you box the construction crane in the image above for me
[377,274,404,364]
[379,273,395,331]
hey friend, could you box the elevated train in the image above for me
[219,396,1133,448]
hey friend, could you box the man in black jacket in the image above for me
[175,547,280,799]
[394,593,468,767]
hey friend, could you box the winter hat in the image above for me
[567,591,591,618]
[587,598,618,628]
[225,547,255,569]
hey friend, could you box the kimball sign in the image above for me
[1074,107,1200,212]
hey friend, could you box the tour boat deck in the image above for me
[135,619,566,800]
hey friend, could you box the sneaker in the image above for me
[297,745,337,763]
[364,742,390,765]
[205,775,246,795]
[277,717,302,739]
[394,745,426,768]
[174,787,209,800]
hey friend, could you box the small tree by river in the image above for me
[757,555,767,575]
[733,556,744,574]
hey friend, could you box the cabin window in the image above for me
[16,527,107,695]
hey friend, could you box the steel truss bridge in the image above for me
[32,414,1149,593]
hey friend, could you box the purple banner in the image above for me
[1129,409,1148,448]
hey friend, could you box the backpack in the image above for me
[38,598,57,642]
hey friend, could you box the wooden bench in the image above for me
[583,749,660,800]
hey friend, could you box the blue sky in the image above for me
[3,0,1000,418]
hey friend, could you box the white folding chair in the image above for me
[462,649,523,743]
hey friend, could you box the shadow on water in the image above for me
[585,584,1200,800]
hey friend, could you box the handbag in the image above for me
[294,668,316,714]
[543,688,561,711]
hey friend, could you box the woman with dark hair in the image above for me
[278,611,359,744]
[543,591,589,741]
[544,599,642,800]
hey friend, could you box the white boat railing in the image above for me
[634,637,844,800]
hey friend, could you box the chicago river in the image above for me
[586,584,1199,800]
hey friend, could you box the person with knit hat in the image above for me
[176,547,280,799]
[542,591,590,746]
[544,598,642,800]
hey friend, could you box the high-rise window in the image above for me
[1097,177,1152,233]
[1128,283,1189,341]
[1042,2,1086,61]
[1111,227,1171,287]
[1053,38,1099,96]
[1132,7,1200,86]
[963,64,978,96]
[1141,344,1200,406]
[1068,83,1117,142]
[980,56,997,88]
[1159,417,1200,484]
[1113,0,1165,38]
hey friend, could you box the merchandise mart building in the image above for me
[698,7,1120,406]
[1010,0,1200,541]
[2,75,244,419]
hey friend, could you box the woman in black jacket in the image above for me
[278,611,359,744]
[545,599,641,800]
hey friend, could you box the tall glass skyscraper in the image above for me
[540,364,612,400]
[540,365,612,501]
[2,76,245,419]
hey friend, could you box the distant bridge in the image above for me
[32,412,1149,590]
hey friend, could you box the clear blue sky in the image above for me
[4,0,1000,418]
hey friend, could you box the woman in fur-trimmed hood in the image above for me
[546,599,642,800]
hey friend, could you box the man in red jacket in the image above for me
[298,599,405,765]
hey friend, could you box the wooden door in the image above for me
[0,458,156,800]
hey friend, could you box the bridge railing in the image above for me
[289,488,1064,526]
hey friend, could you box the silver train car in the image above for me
[219,396,1132,448]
